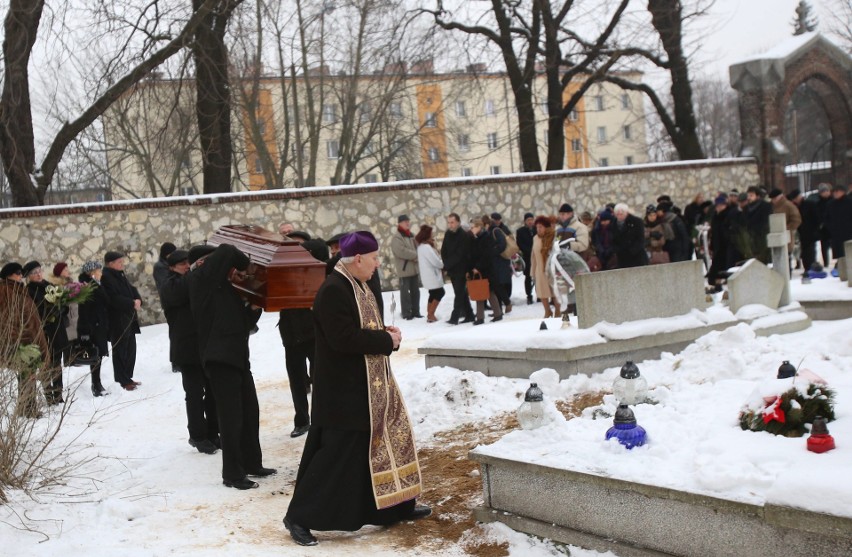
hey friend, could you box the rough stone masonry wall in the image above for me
[0,159,758,325]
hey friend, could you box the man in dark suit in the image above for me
[441,212,474,324]
[187,243,274,490]
[100,251,142,390]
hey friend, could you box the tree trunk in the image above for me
[192,1,239,195]
[648,0,705,160]
[0,1,45,206]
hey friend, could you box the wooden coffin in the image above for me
[206,224,326,311]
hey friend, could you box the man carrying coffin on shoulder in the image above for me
[283,231,429,546]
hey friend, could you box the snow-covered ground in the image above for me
[3,272,851,555]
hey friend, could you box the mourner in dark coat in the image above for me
[100,251,142,389]
[485,217,513,312]
[284,231,429,547]
[160,249,219,455]
[515,212,535,304]
[469,218,504,324]
[77,262,110,397]
[707,196,744,285]
[279,239,329,438]
[743,186,772,262]
[612,204,649,268]
[825,185,852,260]
[23,260,69,404]
[188,243,273,490]
[441,213,475,324]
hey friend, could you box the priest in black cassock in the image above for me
[283,231,430,546]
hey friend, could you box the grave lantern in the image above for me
[612,361,648,405]
[806,416,836,454]
[777,360,796,379]
[605,404,647,449]
[517,383,545,430]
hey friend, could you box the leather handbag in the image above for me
[466,271,490,302]
[69,338,100,367]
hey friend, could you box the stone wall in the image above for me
[0,158,758,324]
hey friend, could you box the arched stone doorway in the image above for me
[730,33,852,192]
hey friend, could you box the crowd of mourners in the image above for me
[1,181,850,498]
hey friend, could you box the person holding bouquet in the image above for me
[22,261,69,405]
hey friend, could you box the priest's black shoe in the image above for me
[223,477,258,490]
[247,467,277,477]
[473,318,484,326]
[290,424,310,438]
[460,315,475,323]
[284,516,318,546]
[403,505,432,520]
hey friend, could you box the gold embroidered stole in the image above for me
[334,261,422,509]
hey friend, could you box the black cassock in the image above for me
[285,270,415,531]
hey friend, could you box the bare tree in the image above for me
[0,0,220,207]
[826,0,852,53]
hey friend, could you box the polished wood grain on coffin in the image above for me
[207,224,326,311]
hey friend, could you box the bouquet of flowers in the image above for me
[44,282,97,306]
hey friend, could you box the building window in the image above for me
[95,192,107,202]
[359,102,372,122]
[455,100,467,117]
[391,139,403,154]
[543,131,549,146]
[597,126,607,144]
[487,132,498,150]
[461,167,472,177]
[254,158,263,173]
[623,125,632,140]
[364,141,374,155]
[428,147,441,162]
[594,96,604,111]
[322,104,337,123]
[599,157,609,167]
[621,94,630,109]
[541,102,549,115]
[485,99,495,116]
[390,102,402,118]
[571,138,582,152]
[424,112,437,128]
[569,109,578,121]
[625,156,634,165]
[257,119,267,136]
[490,165,501,175]
[326,140,340,159]
[458,134,470,152]
[366,173,378,183]
[180,186,196,196]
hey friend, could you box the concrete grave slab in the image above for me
[839,257,847,282]
[727,259,786,314]
[843,241,852,285]
[574,260,706,328]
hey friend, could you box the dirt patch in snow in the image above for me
[375,390,605,555]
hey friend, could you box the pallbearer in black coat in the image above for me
[187,243,274,490]
[100,251,142,390]
[160,249,219,455]
[77,261,110,397]
[284,231,430,547]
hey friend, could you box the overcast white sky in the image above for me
[692,0,835,80]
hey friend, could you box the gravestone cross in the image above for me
[766,213,791,306]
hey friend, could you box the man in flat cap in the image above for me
[160,249,219,455]
[284,231,429,546]
[101,251,143,390]
[188,243,275,490]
